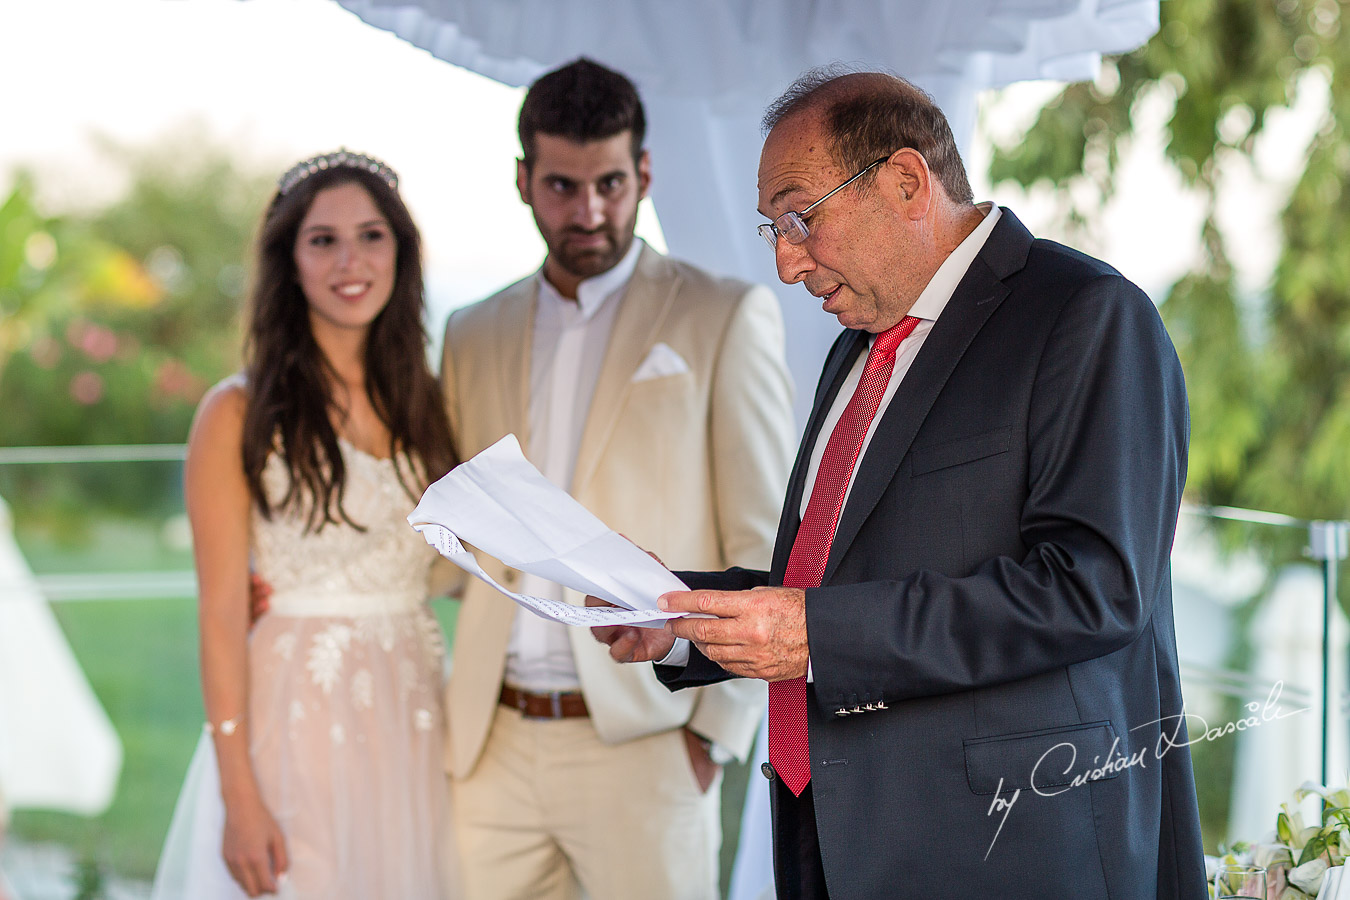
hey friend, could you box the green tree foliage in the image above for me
[988,0,1348,520]
[0,136,270,528]
[0,134,270,449]
[988,3,1348,853]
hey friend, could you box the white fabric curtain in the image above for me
[336,0,1158,425]
[332,0,1155,104]
[0,496,122,817]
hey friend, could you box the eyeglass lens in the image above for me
[760,212,810,248]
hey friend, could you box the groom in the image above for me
[439,58,795,899]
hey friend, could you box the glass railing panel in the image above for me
[1172,506,1348,853]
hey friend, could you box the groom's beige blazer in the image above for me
[440,242,795,778]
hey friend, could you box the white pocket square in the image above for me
[631,342,690,382]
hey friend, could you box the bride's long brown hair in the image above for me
[241,161,456,532]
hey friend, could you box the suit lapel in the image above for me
[494,280,536,449]
[821,210,1031,583]
[770,328,868,579]
[571,245,678,494]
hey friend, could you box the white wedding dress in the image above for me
[152,441,457,899]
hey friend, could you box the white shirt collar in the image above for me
[537,237,645,322]
[906,202,1001,323]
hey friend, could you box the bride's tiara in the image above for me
[277,148,399,196]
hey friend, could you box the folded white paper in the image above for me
[408,434,688,628]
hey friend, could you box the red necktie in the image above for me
[769,315,921,797]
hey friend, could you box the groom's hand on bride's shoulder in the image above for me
[248,573,272,627]
[586,596,678,664]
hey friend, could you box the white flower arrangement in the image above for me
[1210,781,1350,899]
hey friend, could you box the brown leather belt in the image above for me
[499,685,589,720]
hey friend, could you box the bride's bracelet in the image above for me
[204,716,241,736]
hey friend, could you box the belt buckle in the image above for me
[515,689,566,720]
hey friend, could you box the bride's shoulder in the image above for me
[188,374,249,447]
[200,373,248,412]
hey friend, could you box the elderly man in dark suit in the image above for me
[592,68,1208,899]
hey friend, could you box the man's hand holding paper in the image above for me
[585,595,679,662]
[590,586,809,681]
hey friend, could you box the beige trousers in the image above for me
[450,706,722,900]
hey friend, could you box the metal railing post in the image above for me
[1308,520,1349,787]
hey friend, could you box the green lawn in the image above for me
[12,596,202,880]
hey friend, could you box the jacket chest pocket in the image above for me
[909,425,1012,476]
[620,370,698,434]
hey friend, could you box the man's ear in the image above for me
[516,157,530,205]
[886,148,932,219]
[636,149,652,201]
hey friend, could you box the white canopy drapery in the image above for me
[0,497,122,818]
[335,0,1158,424]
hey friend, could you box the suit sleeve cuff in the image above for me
[661,641,807,678]
[657,638,691,668]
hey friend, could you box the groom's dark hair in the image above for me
[518,57,646,173]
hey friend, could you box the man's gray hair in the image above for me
[761,65,974,205]
[761,63,862,137]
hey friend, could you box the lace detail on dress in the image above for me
[306,624,354,694]
[245,439,447,740]
[251,440,434,615]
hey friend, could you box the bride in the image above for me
[152,150,459,899]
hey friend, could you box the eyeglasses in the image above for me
[757,156,890,249]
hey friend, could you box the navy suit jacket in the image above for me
[661,209,1208,898]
